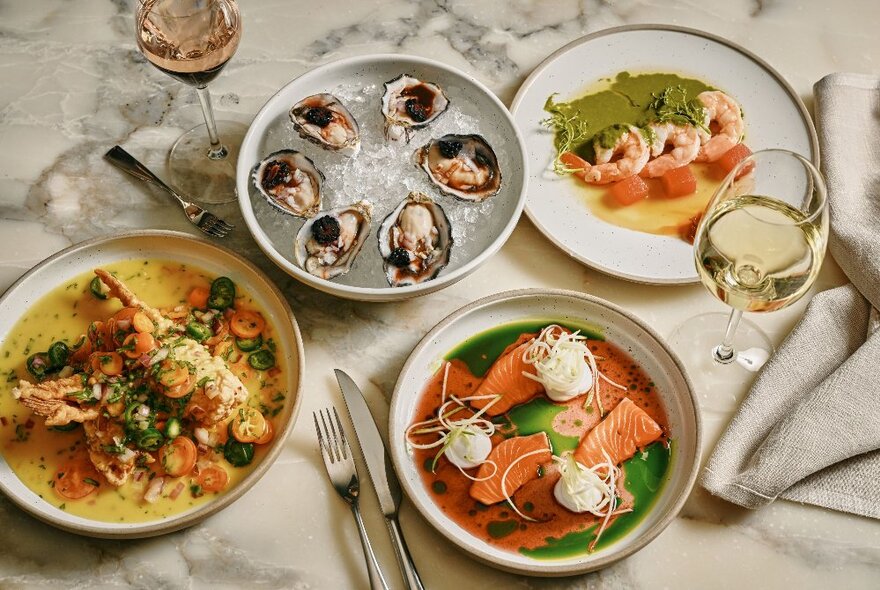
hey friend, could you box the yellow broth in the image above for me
[0,259,286,523]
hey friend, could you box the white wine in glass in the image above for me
[136,0,245,204]
[670,149,828,377]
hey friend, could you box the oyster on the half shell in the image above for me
[378,192,452,287]
[381,75,449,142]
[415,134,502,202]
[294,200,373,280]
[251,149,323,218]
[290,93,360,157]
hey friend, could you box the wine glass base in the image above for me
[668,312,774,412]
[167,120,248,205]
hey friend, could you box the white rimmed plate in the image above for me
[237,54,528,302]
[511,25,818,284]
[0,231,304,538]
[388,289,700,575]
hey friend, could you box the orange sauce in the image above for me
[409,335,668,554]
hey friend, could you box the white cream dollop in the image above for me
[522,326,596,403]
[544,359,593,402]
[444,425,492,469]
[553,455,612,514]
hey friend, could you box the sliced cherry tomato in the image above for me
[255,418,274,445]
[231,408,267,443]
[229,310,265,339]
[132,311,155,334]
[165,374,195,399]
[121,332,156,359]
[54,458,101,499]
[160,436,197,478]
[197,464,229,492]
[91,351,123,376]
[112,307,139,323]
[187,287,211,309]
[158,361,190,388]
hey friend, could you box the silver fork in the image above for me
[104,145,234,238]
[313,407,389,590]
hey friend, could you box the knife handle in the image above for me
[386,516,425,590]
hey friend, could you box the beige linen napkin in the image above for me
[701,73,880,518]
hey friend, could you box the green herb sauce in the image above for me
[546,71,714,163]
[444,319,603,377]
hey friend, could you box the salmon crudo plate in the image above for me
[389,290,700,575]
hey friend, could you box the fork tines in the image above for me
[313,406,349,464]
[197,212,234,238]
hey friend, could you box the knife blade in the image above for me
[335,369,424,590]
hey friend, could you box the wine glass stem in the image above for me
[195,85,228,160]
[713,308,743,364]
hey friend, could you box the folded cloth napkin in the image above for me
[701,73,880,518]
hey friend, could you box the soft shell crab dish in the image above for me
[2,263,286,520]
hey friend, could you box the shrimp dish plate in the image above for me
[389,289,700,575]
[0,231,304,538]
[511,25,817,284]
[237,53,528,302]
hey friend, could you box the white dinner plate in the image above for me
[511,25,818,284]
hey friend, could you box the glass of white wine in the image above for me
[671,149,828,376]
[136,0,245,204]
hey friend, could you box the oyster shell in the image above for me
[290,93,360,157]
[251,150,323,218]
[378,192,452,287]
[294,200,373,280]
[381,75,449,142]
[415,134,502,202]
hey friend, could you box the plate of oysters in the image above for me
[237,54,528,302]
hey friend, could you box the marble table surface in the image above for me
[1,0,879,588]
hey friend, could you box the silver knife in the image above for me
[335,369,425,590]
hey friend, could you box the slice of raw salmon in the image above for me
[469,432,552,505]
[574,397,663,468]
[470,334,545,416]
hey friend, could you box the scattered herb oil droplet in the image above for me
[487,519,518,539]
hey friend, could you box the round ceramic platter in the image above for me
[0,231,304,538]
[237,54,528,302]
[511,25,818,284]
[388,289,701,575]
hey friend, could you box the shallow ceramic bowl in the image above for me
[389,289,700,575]
[0,231,304,538]
[237,54,528,302]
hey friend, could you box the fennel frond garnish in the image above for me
[647,85,708,132]
[542,95,591,175]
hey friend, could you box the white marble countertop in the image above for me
[1,0,879,588]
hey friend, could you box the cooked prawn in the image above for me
[580,126,650,185]
[695,91,744,162]
[642,122,701,178]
